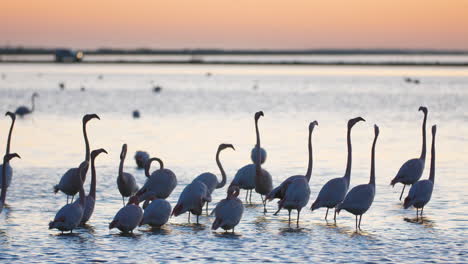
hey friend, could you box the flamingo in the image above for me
[117,144,139,206]
[250,146,266,165]
[73,148,107,225]
[391,106,428,200]
[403,125,437,221]
[311,117,365,221]
[192,143,235,213]
[0,153,21,214]
[336,125,379,231]
[54,114,99,203]
[231,111,272,204]
[0,112,16,189]
[109,196,143,233]
[134,151,149,169]
[253,111,273,213]
[135,157,177,201]
[49,161,88,233]
[15,92,39,117]
[211,185,244,232]
[139,196,172,228]
[172,181,212,224]
[267,121,318,227]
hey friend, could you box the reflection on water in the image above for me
[0,63,467,263]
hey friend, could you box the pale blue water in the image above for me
[0,63,467,263]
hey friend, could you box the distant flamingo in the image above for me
[54,114,99,203]
[15,92,39,117]
[404,125,437,221]
[192,143,235,213]
[49,161,88,233]
[311,117,365,221]
[74,148,107,225]
[211,185,244,232]
[0,153,21,214]
[267,121,318,227]
[253,111,273,213]
[231,111,272,205]
[136,157,177,202]
[117,144,139,206]
[109,196,143,233]
[134,151,149,169]
[0,112,16,189]
[391,106,428,200]
[172,181,211,224]
[337,125,379,231]
[139,195,172,228]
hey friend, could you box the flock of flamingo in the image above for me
[0,99,437,234]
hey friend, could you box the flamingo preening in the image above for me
[49,161,88,233]
[73,148,107,225]
[172,180,211,224]
[337,125,379,231]
[311,117,365,221]
[192,143,235,213]
[267,121,318,227]
[109,196,143,233]
[391,106,428,200]
[139,196,172,228]
[403,125,437,221]
[0,112,16,189]
[211,185,244,232]
[117,144,139,206]
[15,92,39,117]
[0,153,21,214]
[54,114,100,203]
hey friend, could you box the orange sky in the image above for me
[2,0,468,49]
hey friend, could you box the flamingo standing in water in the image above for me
[139,195,172,228]
[337,125,379,231]
[117,144,139,206]
[0,112,16,189]
[391,106,428,200]
[0,153,21,214]
[134,151,149,169]
[231,111,272,204]
[15,92,39,117]
[267,121,318,227]
[54,114,100,203]
[404,125,437,221]
[172,181,211,224]
[135,157,177,203]
[192,143,235,213]
[109,196,143,233]
[73,148,107,225]
[49,161,88,233]
[253,111,273,213]
[211,185,244,232]
[311,117,365,221]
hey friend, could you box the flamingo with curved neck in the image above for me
[0,153,21,214]
[0,112,16,189]
[117,144,139,206]
[254,111,273,213]
[391,106,428,200]
[135,156,177,202]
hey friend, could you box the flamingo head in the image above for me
[418,106,428,115]
[254,111,264,121]
[3,153,20,163]
[227,185,240,199]
[120,144,128,160]
[218,143,235,152]
[309,120,318,132]
[91,148,108,159]
[5,111,16,121]
[348,117,365,129]
[83,113,100,124]
[374,124,380,137]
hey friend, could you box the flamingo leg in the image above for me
[249,190,253,204]
[355,215,358,231]
[399,185,406,201]
[71,195,75,203]
[420,207,424,217]
[334,208,337,221]
[325,208,329,220]
[196,214,199,224]
[358,215,362,230]
[206,202,209,215]
[288,210,291,226]
[122,197,125,207]
[232,227,235,234]
[245,191,249,203]
[273,206,281,216]
[261,195,267,214]
[416,208,419,221]
[67,196,69,204]
[188,212,191,223]
[297,209,301,228]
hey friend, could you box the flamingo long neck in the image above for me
[254,117,263,179]
[6,116,15,156]
[90,156,97,199]
[369,133,378,185]
[118,156,126,183]
[216,148,227,189]
[31,95,36,112]
[0,158,7,207]
[83,121,90,163]
[420,112,427,162]
[429,130,436,183]
[78,179,85,207]
[344,126,352,187]
[305,128,313,182]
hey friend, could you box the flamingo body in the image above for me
[231,164,256,190]
[404,180,433,209]
[109,204,143,233]
[212,198,244,231]
[0,164,12,189]
[337,184,375,215]
[311,177,348,210]
[49,203,84,231]
[250,146,266,165]
[140,199,171,227]
[172,181,211,218]
[54,167,82,196]
[135,151,149,169]
[117,172,139,197]
[141,169,177,199]
[391,159,424,185]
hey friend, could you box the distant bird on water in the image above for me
[404,125,437,221]
[132,110,141,119]
[15,92,39,117]
[337,124,379,231]
[311,117,365,221]
[390,106,428,200]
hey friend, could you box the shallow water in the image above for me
[0,63,467,263]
